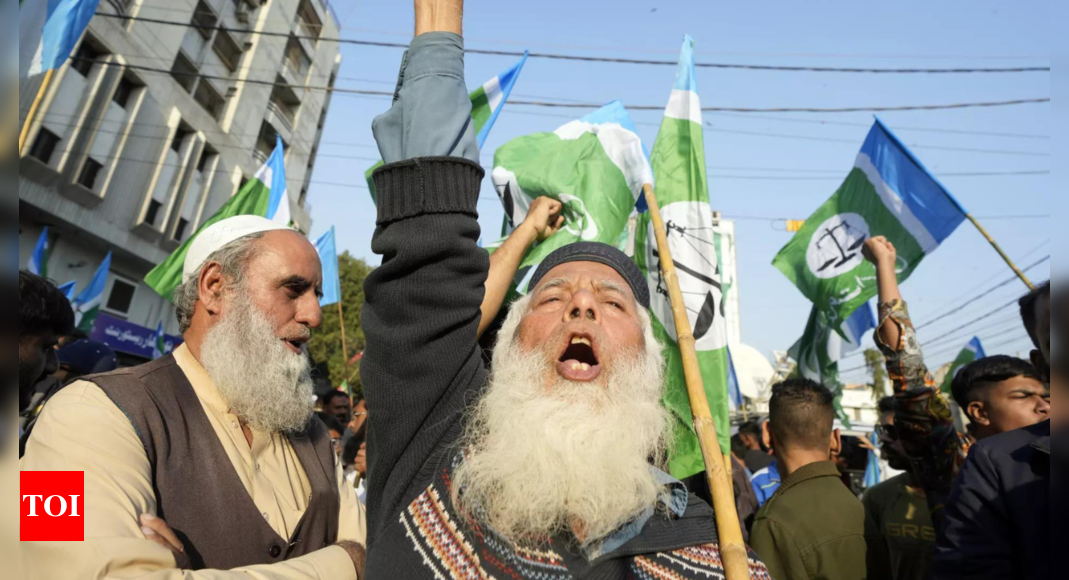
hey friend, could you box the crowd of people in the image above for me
[14,1,1058,579]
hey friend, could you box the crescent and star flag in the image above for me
[789,302,877,428]
[365,52,529,204]
[633,35,733,478]
[489,100,652,296]
[773,119,967,331]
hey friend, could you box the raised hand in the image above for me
[521,197,565,243]
[863,236,897,268]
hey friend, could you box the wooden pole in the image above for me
[965,213,1035,291]
[19,69,56,157]
[643,184,750,580]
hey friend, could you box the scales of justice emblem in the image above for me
[645,201,727,352]
[806,213,871,280]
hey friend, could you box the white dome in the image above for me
[732,344,776,400]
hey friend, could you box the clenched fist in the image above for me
[862,236,897,268]
[521,197,565,243]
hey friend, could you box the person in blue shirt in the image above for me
[751,459,782,507]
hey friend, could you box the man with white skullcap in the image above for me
[21,216,369,579]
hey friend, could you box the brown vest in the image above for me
[88,355,340,570]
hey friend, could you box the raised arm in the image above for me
[361,0,489,545]
[863,236,964,527]
[479,197,564,337]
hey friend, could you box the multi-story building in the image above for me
[18,0,341,363]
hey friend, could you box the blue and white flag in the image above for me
[314,227,340,307]
[941,337,988,395]
[260,135,290,226]
[27,227,50,277]
[72,251,111,332]
[19,0,102,79]
[57,280,77,301]
[472,52,529,148]
[864,430,882,488]
[151,322,166,360]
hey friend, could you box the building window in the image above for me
[113,77,136,109]
[193,80,226,120]
[174,218,190,241]
[197,148,213,172]
[104,277,137,317]
[296,0,323,40]
[70,42,101,77]
[283,35,311,80]
[170,52,198,93]
[77,158,104,190]
[171,127,191,153]
[191,0,218,40]
[145,199,163,226]
[29,129,61,164]
[212,29,244,72]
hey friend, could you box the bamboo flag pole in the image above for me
[965,214,1035,291]
[643,184,750,580]
[18,69,56,156]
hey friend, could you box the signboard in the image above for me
[88,314,182,360]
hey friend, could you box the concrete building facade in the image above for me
[18,0,341,358]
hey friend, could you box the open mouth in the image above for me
[283,337,307,355]
[556,334,602,382]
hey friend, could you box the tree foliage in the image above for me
[308,252,373,395]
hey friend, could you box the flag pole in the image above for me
[965,214,1035,291]
[19,69,56,156]
[643,184,750,580]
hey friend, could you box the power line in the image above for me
[708,171,1049,180]
[71,59,1056,115]
[94,13,1053,75]
[914,255,1051,332]
[707,112,1051,140]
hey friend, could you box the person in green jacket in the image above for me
[750,378,867,580]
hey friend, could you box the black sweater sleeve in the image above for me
[360,157,489,544]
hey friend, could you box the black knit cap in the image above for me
[528,242,650,309]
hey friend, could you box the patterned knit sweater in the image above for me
[361,157,771,579]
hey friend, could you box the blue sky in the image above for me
[307,0,1050,381]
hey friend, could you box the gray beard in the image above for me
[453,298,671,546]
[200,295,314,434]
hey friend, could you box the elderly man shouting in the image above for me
[360,2,771,578]
[21,217,367,579]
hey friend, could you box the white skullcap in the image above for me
[182,216,291,284]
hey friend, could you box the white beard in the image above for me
[200,295,314,434]
[453,297,671,546]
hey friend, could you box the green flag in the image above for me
[633,36,731,479]
[789,303,876,428]
[144,176,271,299]
[773,119,967,330]
[940,337,986,395]
[365,53,528,204]
[489,100,652,295]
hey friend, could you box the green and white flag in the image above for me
[773,119,967,330]
[490,100,652,294]
[365,53,529,204]
[633,36,731,478]
[72,252,111,332]
[940,337,986,395]
[789,303,876,427]
[144,157,278,299]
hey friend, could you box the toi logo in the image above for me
[20,471,84,541]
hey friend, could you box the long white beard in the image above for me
[454,300,671,546]
[200,295,314,434]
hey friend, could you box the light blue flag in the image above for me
[727,347,743,411]
[262,135,290,226]
[72,251,111,332]
[19,0,102,78]
[57,280,76,300]
[315,227,341,307]
[864,430,882,488]
[27,227,50,277]
[151,322,166,360]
